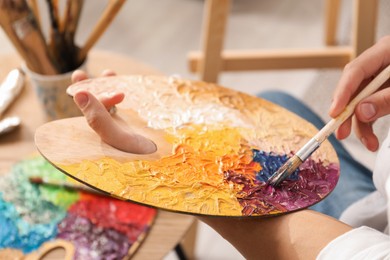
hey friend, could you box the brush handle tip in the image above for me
[29,176,44,184]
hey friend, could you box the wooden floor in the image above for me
[1,0,390,259]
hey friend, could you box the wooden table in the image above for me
[0,51,195,260]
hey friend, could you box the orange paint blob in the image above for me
[61,125,262,216]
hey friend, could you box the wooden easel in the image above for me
[188,0,378,83]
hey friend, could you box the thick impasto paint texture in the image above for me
[45,76,340,217]
[0,156,156,259]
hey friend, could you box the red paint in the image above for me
[69,193,157,241]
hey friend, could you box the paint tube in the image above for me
[0,68,25,116]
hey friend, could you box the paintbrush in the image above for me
[77,0,126,63]
[268,64,390,186]
[0,0,58,74]
[61,0,84,39]
[47,0,70,72]
[29,176,106,196]
[0,1,40,72]
[27,0,41,29]
[62,0,84,69]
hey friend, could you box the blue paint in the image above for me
[0,192,59,253]
[252,149,299,182]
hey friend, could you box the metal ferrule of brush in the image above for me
[296,138,320,161]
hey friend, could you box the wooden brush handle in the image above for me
[27,0,41,28]
[78,0,125,62]
[0,1,58,74]
[62,0,84,36]
[314,64,390,143]
[0,2,39,71]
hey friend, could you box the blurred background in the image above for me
[0,0,330,95]
[1,0,389,259]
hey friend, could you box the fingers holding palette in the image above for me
[36,75,339,217]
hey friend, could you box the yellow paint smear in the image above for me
[60,125,261,216]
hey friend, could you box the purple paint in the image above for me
[225,150,339,216]
[57,213,131,260]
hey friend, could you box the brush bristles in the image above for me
[267,155,303,186]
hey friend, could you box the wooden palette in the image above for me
[35,75,340,217]
[0,155,157,259]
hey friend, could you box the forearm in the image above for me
[198,210,351,260]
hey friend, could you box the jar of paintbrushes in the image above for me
[0,0,126,121]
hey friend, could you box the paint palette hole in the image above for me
[41,247,66,259]
[106,133,157,154]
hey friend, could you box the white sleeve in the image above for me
[317,226,390,260]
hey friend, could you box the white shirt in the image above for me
[318,129,390,259]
